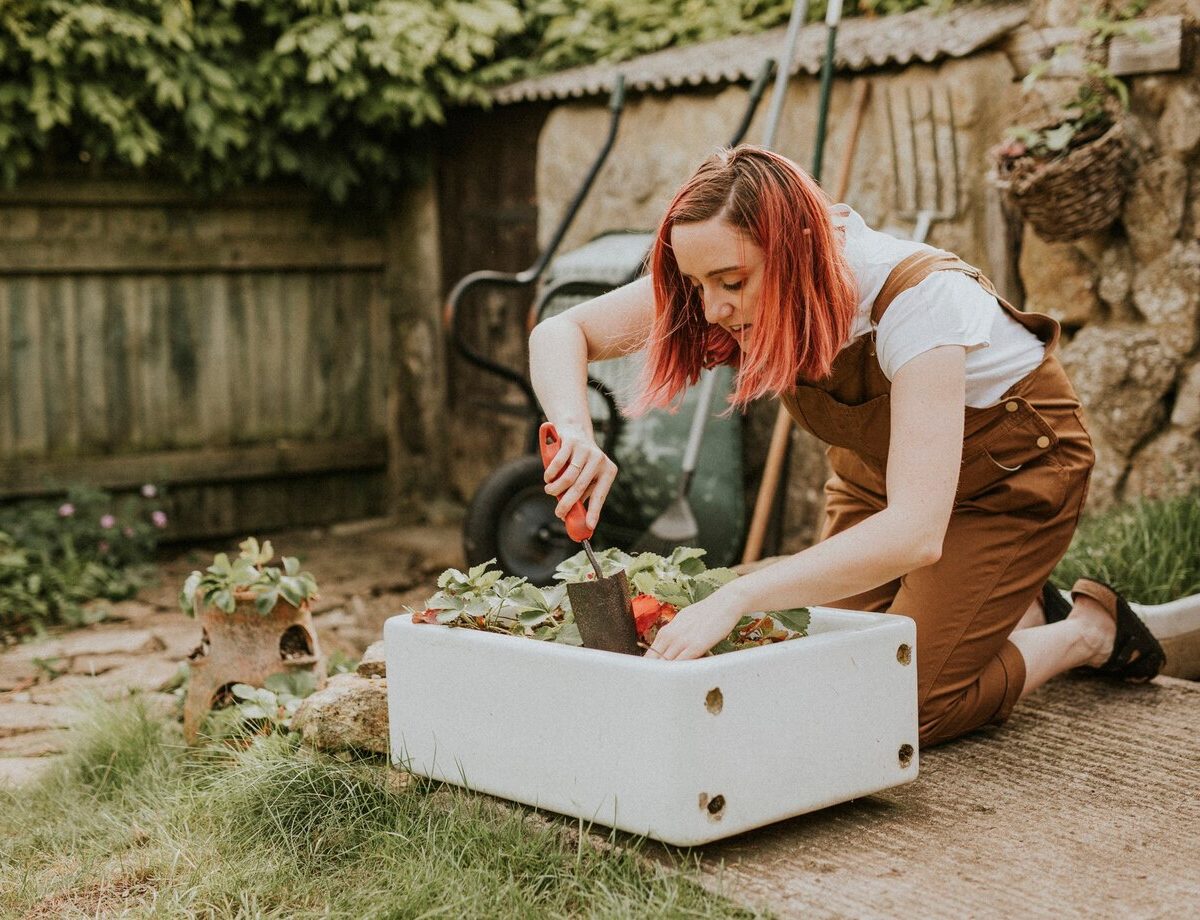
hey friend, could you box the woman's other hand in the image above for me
[644,592,743,660]
[542,425,618,531]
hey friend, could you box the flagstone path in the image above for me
[0,520,461,787]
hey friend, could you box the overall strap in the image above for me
[870,250,975,325]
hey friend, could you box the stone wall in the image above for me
[531,4,1199,547]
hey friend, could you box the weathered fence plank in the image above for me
[0,180,415,539]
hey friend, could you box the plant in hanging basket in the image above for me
[407,546,809,656]
[991,5,1149,242]
[992,68,1129,243]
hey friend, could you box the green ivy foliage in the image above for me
[0,0,940,203]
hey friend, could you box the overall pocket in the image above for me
[956,398,1066,516]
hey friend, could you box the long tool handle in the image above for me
[677,370,719,497]
[538,423,594,543]
[741,80,871,565]
[761,0,810,149]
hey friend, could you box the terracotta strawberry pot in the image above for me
[183,591,326,742]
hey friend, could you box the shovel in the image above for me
[539,423,641,655]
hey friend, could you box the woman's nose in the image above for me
[702,291,732,325]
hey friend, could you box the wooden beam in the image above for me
[0,438,388,498]
[1003,15,1184,79]
[1108,15,1184,77]
[0,237,387,275]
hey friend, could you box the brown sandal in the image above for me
[1071,578,1166,681]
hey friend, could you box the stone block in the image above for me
[1096,242,1134,317]
[1019,227,1099,325]
[1160,81,1200,157]
[0,729,70,757]
[1170,362,1200,432]
[1123,156,1188,263]
[1080,428,1126,511]
[1125,429,1200,501]
[357,640,386,678]
[1059,325,1177,457]
[0,702,79,738]
[27,660,182,705]
[0,756,61,789]
[292,673,389,755]
[1132,241,1200,355]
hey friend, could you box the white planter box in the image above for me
[384,607,918,846]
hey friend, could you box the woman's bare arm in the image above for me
[528,275,655,529]
[647,345,967,659]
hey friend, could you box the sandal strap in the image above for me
[1070,577,1166,681]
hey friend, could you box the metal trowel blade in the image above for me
[566,570,641,656]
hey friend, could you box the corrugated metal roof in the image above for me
[492,2,1028,105]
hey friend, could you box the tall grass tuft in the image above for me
[1,699,762,919]
[1054,490,1200,604]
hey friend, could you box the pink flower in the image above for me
[98,541,110,553]
[100,514,116,530]
[123,526,135,538]
[141,484,158,498]
[58,503,75,518]
[152,511,168,529]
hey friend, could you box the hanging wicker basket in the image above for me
[992,118,1129,243]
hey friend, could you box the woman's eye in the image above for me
[721,280,744,292]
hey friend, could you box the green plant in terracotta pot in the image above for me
[179,537,318,616]
[179,538,324,743]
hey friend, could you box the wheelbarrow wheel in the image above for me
[463,454,577,586]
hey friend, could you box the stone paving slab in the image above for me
[684,675,1200,920]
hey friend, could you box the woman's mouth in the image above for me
[729,323,751,336]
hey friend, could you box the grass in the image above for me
[0,698,764,920]
[1054,490,1200,604]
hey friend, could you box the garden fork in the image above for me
[885,84,962,244]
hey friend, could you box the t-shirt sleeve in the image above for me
[875,270,996,380]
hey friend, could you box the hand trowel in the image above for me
[539,423,641,656]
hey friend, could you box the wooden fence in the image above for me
[0,181,407,539]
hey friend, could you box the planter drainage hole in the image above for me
[699,792,726,820]
[896,644,912,665]
[898,744,915,768]
[280,625,314,660]
[705,687,723,714]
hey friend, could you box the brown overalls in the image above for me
[780,251,1095,747]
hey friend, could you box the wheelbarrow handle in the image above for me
[538,423,595,543]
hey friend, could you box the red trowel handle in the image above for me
[538,423,594,543]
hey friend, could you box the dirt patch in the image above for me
[22,870,157,919]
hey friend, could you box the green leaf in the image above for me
[770,607,811,635]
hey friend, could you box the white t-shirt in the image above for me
[832,205,1044,408]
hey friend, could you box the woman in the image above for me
[529,146,1164,746]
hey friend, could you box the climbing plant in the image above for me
[0,0,949,203]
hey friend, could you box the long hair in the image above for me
[628,146,857,415]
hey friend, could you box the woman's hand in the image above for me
[542,424,618,531]
[644,591,745,660]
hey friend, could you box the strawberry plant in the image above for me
[179,538,319,617]
[410,547,809,655]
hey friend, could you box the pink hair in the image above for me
[628,146,857,415]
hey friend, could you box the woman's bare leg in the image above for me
[1009,595,1116,698]
[1012,595,1045,631]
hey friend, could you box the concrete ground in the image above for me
[2,520,1197,918]
[688,674,1200,919]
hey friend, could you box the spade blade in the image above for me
[566,571,641,656]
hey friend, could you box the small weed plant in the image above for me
[0,484,167,640]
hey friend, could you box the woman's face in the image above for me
[670,217,764,345]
